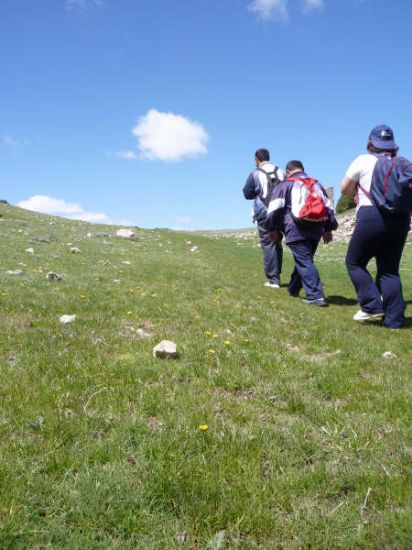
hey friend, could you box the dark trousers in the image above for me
[345,206,410,328]
[288,239,324,300]
[257,221,283,284]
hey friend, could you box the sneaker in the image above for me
[302,298,328,307]
[264,281,280,288]
[353,310,384,321]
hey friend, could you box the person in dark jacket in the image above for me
[243,148,284,288]
[265,160,338,306]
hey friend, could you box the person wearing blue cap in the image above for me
[340,125,411,328]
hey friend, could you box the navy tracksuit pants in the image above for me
[257,221,283,284]
[287,239,325,300]
[345,206,410,328]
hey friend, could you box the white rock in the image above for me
[190,246,199,253]
[70,247,81,254]
[383,351,397,359]
[137,328,152,339]
[46,271,63,281]
[116,229,135,239]
[7,269,23,276]
[59,314,76,324]
[153,340,178,359]
[121,261,131,265]
[26,248,34,254]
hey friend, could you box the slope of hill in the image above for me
[0,203,411,549]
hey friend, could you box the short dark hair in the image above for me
[367,141,398,157]
[286,160,304,173]
[255,148,270,162]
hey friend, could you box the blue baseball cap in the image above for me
[368,125,397,150]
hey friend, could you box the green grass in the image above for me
[0,203,411,549]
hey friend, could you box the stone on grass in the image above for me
[383,351,397,359]
[26,247,34,254]
[70,247,81,254]
[153,340,178,359]
[136,328,152,339]
[116,229,135,239]
[59,314,76,324]
[7,269,23,276]
[46,271,63,281]
[190,246,199,253]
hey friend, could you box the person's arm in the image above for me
[242,172,259,200]
[265,182,287,232]
[340,175,357,196]
[323,230,333,244]
[340,156,362,196]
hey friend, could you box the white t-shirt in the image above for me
[345,153,378,207]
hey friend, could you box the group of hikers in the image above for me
[243,125,411,330]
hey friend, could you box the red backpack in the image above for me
[289,177,329,226]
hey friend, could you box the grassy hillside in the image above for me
[0,203,411,549]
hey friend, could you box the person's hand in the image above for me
[268,230,279,243]
[323,230,333,244]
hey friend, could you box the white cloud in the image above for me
[65,0,103,12]
[115,150,138,160]
[118,108,209,163]
[302,0,324,13]
[248,0,325,19]
[17,195,113,224]
[1,133,29,147]
[248,0,288,20]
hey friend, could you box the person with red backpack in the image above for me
[340,125,411,329]
[265,160,338,306]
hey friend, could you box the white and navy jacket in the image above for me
[265,171,338,244]
[243,162,284,222]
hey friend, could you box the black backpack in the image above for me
[258,167,280,207]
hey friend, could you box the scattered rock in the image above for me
[7,269,23,276]
[32,236,55,243]
[59,314,76,324]
[190,246,199,253]
[116,229,135,239]
[153,340,178,359]
[383,351,397,359]
[136,328,152,339]
[70,247,81,254]
[333,212,356,243]
[46,271,63,281]
[146,416,164,431]
[26,247,34,254]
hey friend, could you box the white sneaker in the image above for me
[353,310,384,321]
[264,281,280,288]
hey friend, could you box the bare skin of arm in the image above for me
[340,176,357,196]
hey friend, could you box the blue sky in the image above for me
[1,0,411,230]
